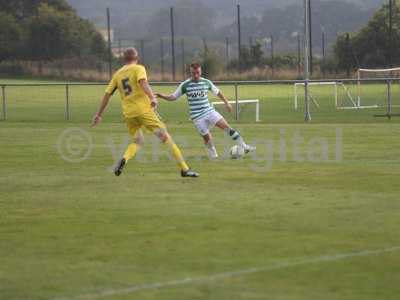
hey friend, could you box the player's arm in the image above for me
[155,92,178,101]
[210,81,233,113]
[91,77,117,127]
[139,79,158,108]
[156,83,183,102]
[91,93,111,127]
[136,66,158,108]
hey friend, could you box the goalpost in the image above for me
[357,67,400,110]
[211,99,260,122]
[294,81,356,110]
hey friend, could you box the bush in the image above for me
[201,51,223,78]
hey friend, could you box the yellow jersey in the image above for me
[105,63,152,118]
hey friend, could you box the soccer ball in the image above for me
[230,145,245,159]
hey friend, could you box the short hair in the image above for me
[123,48,139,62]
[190,63,202,69]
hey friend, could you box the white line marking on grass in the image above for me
[55,246,400,300]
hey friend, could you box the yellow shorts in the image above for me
[125,110,166,137]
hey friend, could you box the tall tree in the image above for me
[0,13,22,62]
[0,1,108,62]
[334,1,400,69]
[0,0,73,20]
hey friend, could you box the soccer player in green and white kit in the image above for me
[156,63,255,159]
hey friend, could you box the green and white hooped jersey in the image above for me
[173,77,220,121]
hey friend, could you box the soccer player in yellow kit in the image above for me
[91,48,199,178]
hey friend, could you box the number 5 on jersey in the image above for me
[122,78,133,96]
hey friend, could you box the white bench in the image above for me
[211,99,260,122]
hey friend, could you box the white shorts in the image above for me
[193,110,224,136]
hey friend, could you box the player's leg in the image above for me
[153,129,198,177]
[143,111,199,177]
[114,118,143,176]
[202,133,218,160]
[215,117,256,153]
[123,129,144,161]
[195,116,218,159]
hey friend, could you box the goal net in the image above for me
[357,67,400,110]
[294,81,357,111]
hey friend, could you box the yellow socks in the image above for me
[123,140,189,172]
[123,143,139,161]
[165,139,189,171]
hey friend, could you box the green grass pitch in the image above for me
[1,78,400,300]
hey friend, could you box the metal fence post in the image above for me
[304,0,312,122]
[234,82,239,121]
[1,86,6,121]
[387,80,392,119]
[106,7,112,79]
[65,84,70,121]
[304,81,311,121]
[170,7,176,81]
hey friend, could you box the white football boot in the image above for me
[206,146,219,160]
[243,144,256,154]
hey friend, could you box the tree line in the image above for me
[0,0,398,79]
[209,1,400,76]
